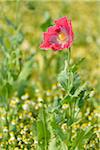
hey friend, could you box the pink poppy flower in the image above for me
[40,17,74,51]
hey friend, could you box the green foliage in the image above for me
[48,138,58,150]
[58,61,68,91]
[0,17,34,103]
[40,13,53,31]
[72,127,93,149]
[36,106,50,150]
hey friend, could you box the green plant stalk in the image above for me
[42,105,47,150]
[5,103,10,149]
[67,48,71,94]
[16,0,21,27]
[69,103,72,149]
[67,48,72,148]
[5,91,10,149]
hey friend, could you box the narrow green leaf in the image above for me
[48,138,57,150]
[73,82,87,97]
[17,59,33,82]
[58,61,68,91]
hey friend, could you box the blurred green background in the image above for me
[0,0,99,99]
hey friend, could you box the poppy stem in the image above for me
[67,48,72,148]
[68,48,71,68]
[67,48,71,94]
